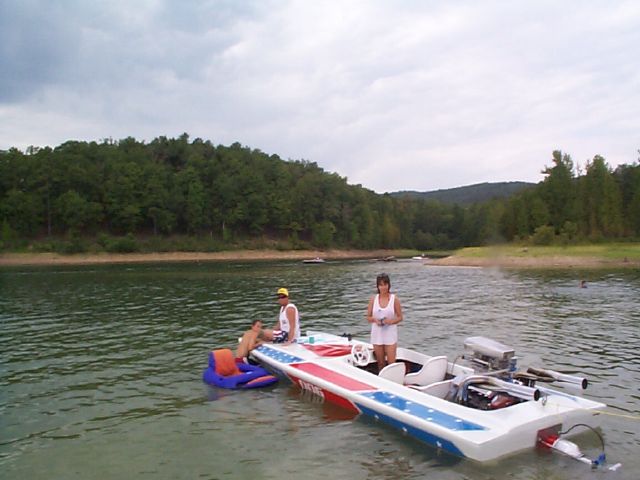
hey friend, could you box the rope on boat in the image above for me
[597,410,640,420]
[542,400,640,421]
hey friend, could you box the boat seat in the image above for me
[410,379,454,399]
[404,355,448,387]
[378,362,406,384]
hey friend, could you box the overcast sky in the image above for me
[1,1,639,193]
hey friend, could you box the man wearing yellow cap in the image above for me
[263,287,300,344]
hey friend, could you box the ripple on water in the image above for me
[1,262,639,479]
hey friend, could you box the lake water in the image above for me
[1,260,639,479]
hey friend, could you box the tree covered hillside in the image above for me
[393,182,535,205]
[1,136,638,253]
[502,150,640,243]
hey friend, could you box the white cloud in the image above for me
[1,0,638,192]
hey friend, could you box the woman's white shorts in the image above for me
[370,324,398,345]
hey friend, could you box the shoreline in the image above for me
[430,255,640,269]
[1,249,638,268]
[0,249,405,266]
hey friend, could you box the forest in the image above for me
[1,134,639,253]
[393,181,534,205]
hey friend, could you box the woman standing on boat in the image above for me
[367,273,403,372]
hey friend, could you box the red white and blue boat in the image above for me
[251,332,612,465]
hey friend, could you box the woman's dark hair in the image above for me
[376,273,391,293]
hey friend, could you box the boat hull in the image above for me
[251,333,606,462]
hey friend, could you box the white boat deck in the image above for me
[251,332,605,462]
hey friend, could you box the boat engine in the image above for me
[463,336,517,375]
[462,384,520,410]
[457,338,538,410]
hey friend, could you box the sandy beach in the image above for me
[0,249,404,266]
[430,254,639,269]
[1,248,638,268]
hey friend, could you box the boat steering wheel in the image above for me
[351,343,371,367]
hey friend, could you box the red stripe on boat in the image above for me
[302,344,353,357]
[291,363,377,391]
[289,374,361,413]
[323,389,360,412]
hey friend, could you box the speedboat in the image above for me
[251,332,609,464]
[302,257,326,264]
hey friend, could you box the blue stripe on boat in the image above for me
[358,391,486,431]
[257,345,304,364]
[355,403,466,457]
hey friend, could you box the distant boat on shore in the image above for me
[378,256,397,262]
[302,257,326,264]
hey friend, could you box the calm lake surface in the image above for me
[1,260,639,479]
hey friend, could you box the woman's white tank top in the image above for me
[373,294,395,321]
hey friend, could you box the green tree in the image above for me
[528,195,550,231]
[541,150,577,233]
[1,189,43,236]
[613,161,640,236]
[104,160,143,233]
[177,167,208,234]
[531,225,555,245]
[580,155,623,237]
[312,220,336,247]
[142,162,176,235]
[55,190,103,233]
[378,214,397,247]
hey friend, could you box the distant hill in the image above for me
[391,181,535,205]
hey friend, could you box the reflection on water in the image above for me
[1,261,639,479]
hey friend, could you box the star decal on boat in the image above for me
[258,346,304,364]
